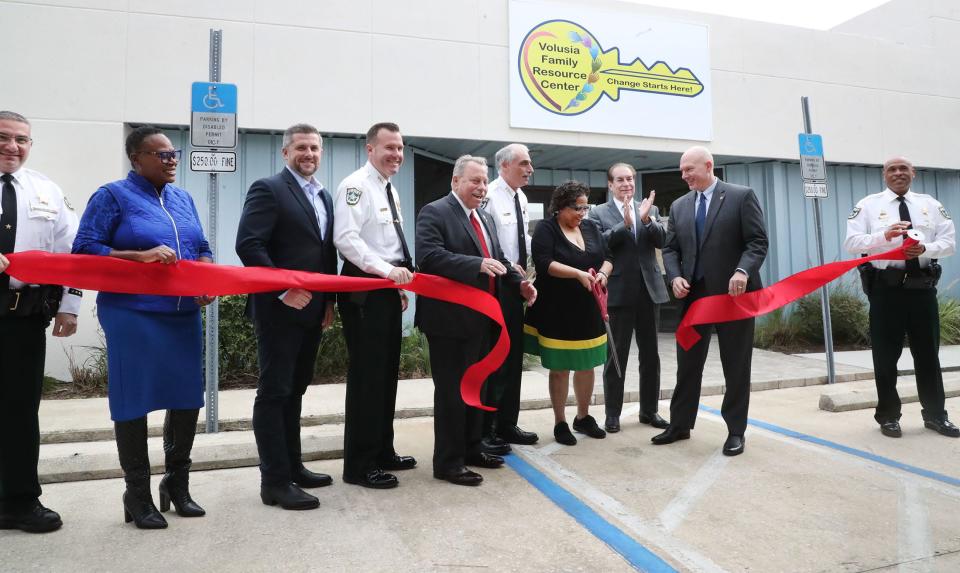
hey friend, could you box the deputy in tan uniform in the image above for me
[0,110,81,533]
[333,122,417,488]
[844,156,958,438]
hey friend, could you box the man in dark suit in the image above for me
[589,163,669,434]
[415,155,537,486]
[236,124,337,509]
[656,146,768,456]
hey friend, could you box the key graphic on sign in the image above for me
[519,19,704,115]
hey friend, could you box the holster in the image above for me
[857,260,875,296]
[0,285,62,320]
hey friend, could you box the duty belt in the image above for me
[0,285,62,318]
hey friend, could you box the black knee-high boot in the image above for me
[158,409,205,517]
[114,417,167,529]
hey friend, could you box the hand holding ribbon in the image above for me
[674,235,918,350]
[3,251,508,411]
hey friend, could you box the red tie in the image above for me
[470,212,495,293]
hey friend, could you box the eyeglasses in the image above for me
[567,205,590,212]
[0,132,33,147]
[139,149,182,162]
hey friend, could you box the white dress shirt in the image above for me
[1,167,81,314]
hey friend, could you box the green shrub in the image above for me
[215,295,259,382]
[939,297,960,344]
[399,327,431,378]
[753,308,801,349]
[792,282,869,346]
[214,294,431,383]
[66,330,109,394]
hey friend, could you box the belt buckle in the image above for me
[9,291,20,311]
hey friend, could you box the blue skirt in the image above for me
[99,304,204,422]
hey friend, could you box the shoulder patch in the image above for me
[848,207,861,219]
[345,187,362,206]
[939,206,951,220]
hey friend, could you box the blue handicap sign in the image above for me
[191,82,238,114]
[798,133,823,157]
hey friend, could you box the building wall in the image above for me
[725,162,960,296]
[4,0,959,378]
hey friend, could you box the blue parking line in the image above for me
[699,405,960,487]
[505,453,677,573]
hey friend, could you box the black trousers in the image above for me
[604,290,661,418]
[252,318,323,486]
[670,282,754,435]
[869,285,945,423]
[483,295,524,433]
[0,315,47,511]
[339,289,401,479]
[426,333,488,473]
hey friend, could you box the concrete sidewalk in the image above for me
[39,335,876,444]
[35,337,960,484]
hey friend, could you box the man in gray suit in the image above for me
[588,163,669,434]
[655,146,767,456]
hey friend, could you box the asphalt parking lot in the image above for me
[3,383,958,573]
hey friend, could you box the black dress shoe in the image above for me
[554,422,577,446]
[260,483,320,510]
[465,452,504,469]
[604,416,621,433]
[0,502,62,533]
[722,434,745,456]
[572,414,606,439]
[433,467,483,486]
[498,425,539,445]
[651,426,691,445]
[880,420,902,438]
[343,469,399,489]
[378,454,417,471]
[639,412,670,429]
[292,466,334,488]
[480,435,512,456]
[924,417,960,437]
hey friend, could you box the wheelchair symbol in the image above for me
[802,136,818,154]
[202,86,224,110]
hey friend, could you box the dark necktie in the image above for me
[693,192,706,282]
[513,192,527,270]
[897,196,921,275]
[695,191,706,244]
[386,182,412,269]
[470,211,495,293]
[1,174,17,290]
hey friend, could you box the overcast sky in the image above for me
[624,0,890,30]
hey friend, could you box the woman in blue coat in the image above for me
[73,126,214,529]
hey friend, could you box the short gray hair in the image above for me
[495,143,529,170]
[452,154,488,177]
[282,123,321,149]
[0,111,30,126]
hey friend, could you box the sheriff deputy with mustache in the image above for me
[844,156,958,439]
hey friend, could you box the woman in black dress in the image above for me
[524,181,613,446]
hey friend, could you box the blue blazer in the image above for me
[72,171,212,313]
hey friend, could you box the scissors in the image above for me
[589,268,622,378]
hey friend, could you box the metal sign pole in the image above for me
[801,96,836,384]
[204,29,222,433]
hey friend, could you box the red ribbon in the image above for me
[674,239,914,350]
[4,251,506,411]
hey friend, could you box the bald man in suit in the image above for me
[656,146,768,456]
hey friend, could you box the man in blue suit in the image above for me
[236,124,337,509]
